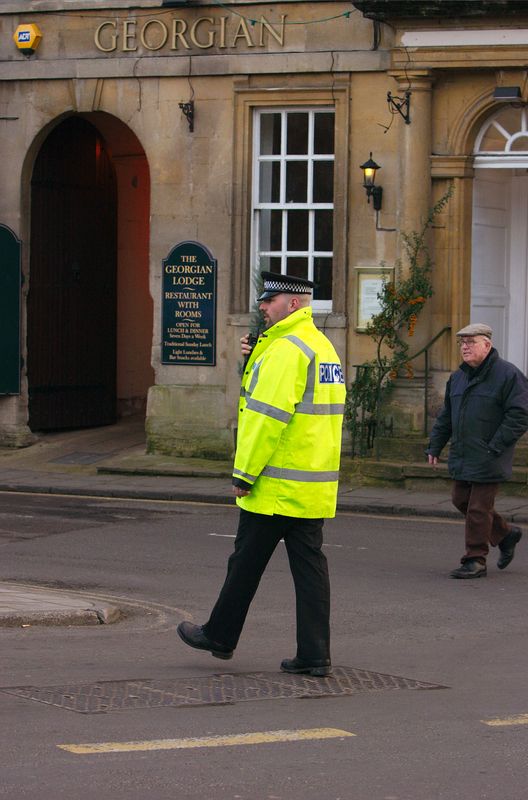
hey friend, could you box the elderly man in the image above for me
[427,323,528,578]
[177,271,346,674]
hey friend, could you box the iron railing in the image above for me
[348,326,451,457]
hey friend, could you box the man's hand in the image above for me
[240,334,252,358]
[428,454,438,468]
[232,485,251,497]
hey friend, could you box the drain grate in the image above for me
[0,667,447,714]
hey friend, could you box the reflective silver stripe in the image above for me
[295,402,345,415]
[303,358,316,403]
[261,466,339,482]
[246,397,292,423]
[233,468,258,482]
[285,335,316,405]
[248,361,261,395]
[284,335,315,362]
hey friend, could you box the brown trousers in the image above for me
[451,480,511,563]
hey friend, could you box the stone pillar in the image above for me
[378,72,435,435]
[389,70,434,239]
[390,70,434,354]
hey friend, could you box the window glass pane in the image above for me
[314,210,333,251]
[287,210,309,250]
[286,161,308,203]
[259,161,280,203]
[287,257,308,280]
[314,113,335,154]
[258,255,271,272]
[314,257,332,300]
[511,135,528,151]
[257,255,282,273]
[260,113,281,155]
[287,113,308,154]
[259,210,282,251]
[313,161,334,203]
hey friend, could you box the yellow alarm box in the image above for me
[13,23,42,56]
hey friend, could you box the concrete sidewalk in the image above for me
[1,416,528,627]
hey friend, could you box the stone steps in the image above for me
[372,435,528,467]
[342,456,528,496]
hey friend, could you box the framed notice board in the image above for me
[161,241,217,366]
[355,266,393,332]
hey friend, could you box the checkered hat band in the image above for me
[264,279,311,293]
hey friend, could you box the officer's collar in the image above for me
[265,306,312,336]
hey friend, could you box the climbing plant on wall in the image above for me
[345,185,453,452]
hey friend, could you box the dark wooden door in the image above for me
[28,116,117,430]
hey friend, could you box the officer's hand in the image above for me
[240,334,252,358]
[232,485,251,497]
[428,454,438,468]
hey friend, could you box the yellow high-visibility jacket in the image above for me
[233,307,346,518]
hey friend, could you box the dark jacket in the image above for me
[427,348,528,482]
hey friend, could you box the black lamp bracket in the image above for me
[179,100,194,132]
[387,89,411,125]
[366,185,383,212]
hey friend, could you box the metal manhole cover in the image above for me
[0,667,447,714]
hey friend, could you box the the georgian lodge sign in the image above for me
[161,241,217,366]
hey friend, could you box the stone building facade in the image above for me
[2,0,528,455]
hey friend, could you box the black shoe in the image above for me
[450,560,487,579]
[177,621,233,660]
[498,526,523,570]
[280,656,332,677]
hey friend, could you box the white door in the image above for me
[471,169,528,373]
[471,170,511,360]
[508,175,528,372]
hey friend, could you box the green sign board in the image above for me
[0,225,21,394]
[161,241,217,366]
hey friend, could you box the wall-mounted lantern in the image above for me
[360,153,383,212]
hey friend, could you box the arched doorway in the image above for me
[471,106,528,373]
[27,113,153,431]
[28,116,117,429]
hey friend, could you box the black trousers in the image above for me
[202,509,330,661]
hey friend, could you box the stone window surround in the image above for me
[230,77,349,322]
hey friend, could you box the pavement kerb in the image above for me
[0,607,120,628]
[0,583,123,628]
[2,478,528,524]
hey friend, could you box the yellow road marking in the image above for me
[58,727,355,755]
[482,714,528,727]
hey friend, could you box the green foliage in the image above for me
[345,185,453,453]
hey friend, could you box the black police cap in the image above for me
[257,271,314,301]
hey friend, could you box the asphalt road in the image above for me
[0,493,527,800]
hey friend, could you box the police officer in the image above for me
[177,271,346,675]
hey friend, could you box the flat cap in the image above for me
[257,271,314,301]
[455,323,493,339]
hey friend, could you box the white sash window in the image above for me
[252,108,335,311]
